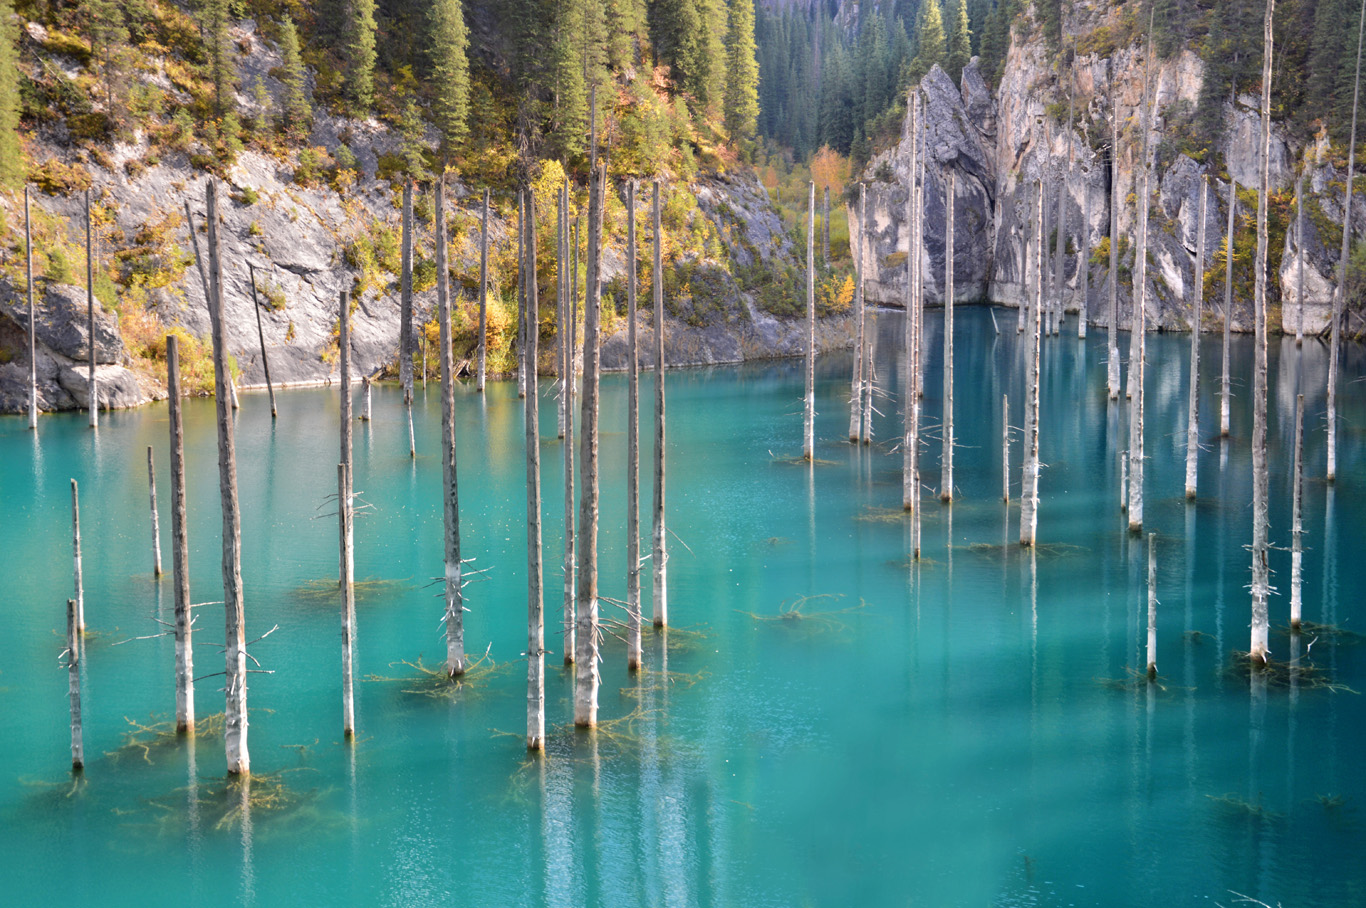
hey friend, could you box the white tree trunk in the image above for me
[1146,532,1158,679]
[850,185,865,443]
[478,188,489,395]
[147,447,162,576]
[1108,109,1120,398]
[27,187,38,429]
[435,176,466,677]
[652,181,668,629]
[1021,182,1043,547]
[1222,178,1236,438]
[525,187,545,750]
[563,186,577,661]
[1296,175,1305,347]
[576,165,606,727]
[1128,32,1153,531]
[1079,179,1089,339]
[67,598,83,772]
[70,478,84,634]
[903,96,918,512]
[941,172,955,501]
[86,190,97,429]
[517,191,527,400]
[1186,180,1207,500]
[805,182,815,461]
[167,336,194,734]
[1002,393,1010,503]
[626,182,642,670]
[400,181,414,404]
[1291,392,1304,630]
[339,465,355,738]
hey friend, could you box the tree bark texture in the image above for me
[850,184,864,443]
[167,336,194,733]
[71,478,84,633]
[435,177,466,677]
[1146,532,1157,679]
[1021,182,1043,547]
[26,187,37,429]
[576,165,606,727]
[86,190,96,428]
[1186,180,1206,500]
[1222,180,1236,438]
[652,181,668,629]
[67,598,83,772]
[563,186,577,661]
[247,264,277,418]
[804,181,815,461]
[626,182,642,670]
[478,188,489,394]
[941,171,955,501]
[903,98,918,513]
[525,187,545,750]
[1291,393,1304,630]
[147,447,162,576]
[1108,109,1120,399]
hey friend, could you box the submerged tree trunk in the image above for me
[338,290,356,738]
[823,186,831,266]
[147,447,162,577]
[1129,38,1153,533]
[1079,179,1089,339]
[1002,393,1010,503]
[167,336,194,734]
[576,164,606,727]
[805,182,815,461]
[652,181,669,630]
[903,98,918,513]
[401,181,414,403]
[27,187,37,429]
[67,598,83,772]
[207,181,249,775]
[1108,109,1120,399]
[86,189,97,428]
[525,187,545,750]
[626,182,642,670]
[850,184,865,443]
[1186,180,1207,500]
[71,479,84,633]
[941,172,955,502]
[1222,178,1237,438]
[1021,181,1044,547]
[563,185,577,662]
[478,188,490,395]
[1146,533,1158,679]
[1291,393,1304,630]
[517,191,527,400]
[436,175,466,677]
[1296,175,1305,347]
[247,264,277,419]
[1329,0,1365,482]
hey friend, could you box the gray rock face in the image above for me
[0,281,124,364]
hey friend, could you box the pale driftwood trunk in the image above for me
[147,447,162,576]
[1021,182,1044,547]
[436,176,466,677]
[1128,40,1152,533]
[525,187,545,750]
[1296,175,1305,347]
[1053,158,1067,336]
[67,598,83,772]
[362,375,372,421]
[26,187,37,429]
[563,187,577,662]
[1146,533,1157,679]
[86,189,96,428]
[652,181,668,629]
[1186,180,1207,500]
[804,181,815,461]
[1079,179,1089,339]
[1002,393,1010,503]
[1222,178,1236,437]
[941,171,955,502]
[909,95,925,555]
[1108,109,1120,399]
[1249,0,1275,663]
[823,186,831,266]
[517,190,527,399]
[1291,392,1304,630]
[1329,0,1365,482]
[247,264,277,419]
[478,188,489,394]
[167,336,194,733]
[557,186,568,440]
[626,182,642,670]
[902,98,918,512]
[339,289,353,586]
[850,185,865,443]
[576,165,606,727]
[71,479,84,633]
[339,465,355,738]
[1121,450,1129,513]
[401,181,415,402]
[206,181,249,775]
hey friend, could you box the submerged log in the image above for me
[67,598,83,773]
[167,336,194,733]
[147,447,162,577]
[247,264,277,419]
[435,175,466,677]
[71,479,84,633]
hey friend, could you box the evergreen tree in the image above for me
[979,0,1013,88]
[724,0,760,153]
[607,0,648,71]
[201,0,233,117]
[278,16,312,139]
[650,0,703,100]
[346,0,378,113]
[0,0,20,187]
[1307,0,1350,120]
[697,0,728,111]
[399,98,431,179]
[947,0,972,83]
[1194,0,1260,147]
[907,0,947,83]
[553,0,589,161]
[88,0,131,128]
[430,0,471,156]
[1037,0,1062,56]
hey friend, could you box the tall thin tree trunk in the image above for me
[652,181,668,629]
[942,171,955,501]
[1291,392,1304,630]
[338,290,355,737]
[557,187,568,440]
[1129,34,1153,533]
[86,189,96,428]
[247,264,277,419]
[518,190,527,399]
[207,181,249,775]
[1053,154,1067,336]
[850,185,865,443]
[1108,108,1120,399]
[563,187,577,662]
[823,186,831,266]
[903,97,918,513]
[436,175,466,677]
[1222,179,1237,437]
[912,96,926,557]
[1021,181,1044,547]
[147,447,162,576]
[71,479,84,633]
[167,335,194,734]
[1121,450,1129,512]
[26,187,37,429]
[1329,0,1365,482]
[401,181,414,403]
[1079,179,1090,339]
[1002,393,1010,503]
[804,181,815,461]
[67,598,83,772]
[1146,532,1157,679]
[1250,0,1276,663]
[525,186,545,750]
[478,188,489,394]
[1296,175,1305,347]
[576,164,606,727]
[1186,180,1207,500]
[626,182,642,670]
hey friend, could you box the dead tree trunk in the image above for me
[525,186,545,750]
[247,264,277,419]
[626,182,642,670]
[850,184,865,443]
[557,186,568,440]
[147,447,162,576]
[902,96,918,513]
[1129,39,1153,533]
[1002,393,1010,503]
[1329,0,1365,482]
[206,181,250,775]
[401,181,415,404]
[338,290,356,738]
[1053,156,1067,336]
[436,175,466,677]
[911,95,926,557]
[804,181,815,461]
[1108,109,1121,399]
[1291,392,1304,630]
[518,190,527,400]
[71,479,84,633]
[1296,175,1305,347]
[652,181,668,629]
[478,188,489,394]
[563,185,577,662]
[1186,180,1207,500]
[823,186,831,266]
[86,189,97,428]
[1146,532,1158,679]
[1222,179,1237,438]
[67,598,83,772]
[1249,0,1275,663]
[26,187,37,429]
[941,171,955,502]
[576,164,606,727]
[1021,181,1044,547]
[1079,178,1090,339]
[167,335,194,733]
[362,375,372,421]
[339,289,353,583]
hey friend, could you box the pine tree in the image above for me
[979,0,1012,88]
[553,0,589,162]
[399,98,431,179]
[346,0,378,114]
[278,16,312,139]
[947,0,972,82]
[430,0,470,156]
[697,0,728,111]
[0,0,20,188]
[650,0,703,100]
[201,0,233,117]
[88,0,131,130]
[907,0,947,83]
[724,0,759,151]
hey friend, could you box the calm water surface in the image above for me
[2,308,1364,907]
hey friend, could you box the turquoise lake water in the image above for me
[2,306,1364,907]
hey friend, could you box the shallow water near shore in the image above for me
[2,306,1365,907]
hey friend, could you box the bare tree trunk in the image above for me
[1053,154,1067,336]
[652,181,668,629]
[167,336,194,734]
[1129,35,1153,533]
[903,96,918,513]
[1250,0,1276,663]
[626,181,642,670]
[1002,393,1010,503]
[401,181,414,403]
[1108,108,1120,399]
[1121,450,1129,513]
[805,181,815,461]
[1329,0,1365,482]
[339,465,355,738]
[518,190,527,399]
[850,185,865,443]
[563,187,577,662]
[71,479,84,633]
[362,375,372,421]
[1079,179,1089,339]
[247,264,277,419]
[67,598,83,772]
[1296,175,1305,347]
[86,189,97,428]
[525,186,545,750]
[207,181,249,775]
[147,447,162,576]
[436,175,466,677]
[1186,180,1207,500]
[1222,178,1237,437]
[1021,181,1044,547]
[576,164,606,727]
[557,187,568,440]
[478,188,489,394]
[823,186,830,266]
[1291,392,1304,630]
[1146,532,1157,679]
[941,171,955,501]
[26,187,37,429]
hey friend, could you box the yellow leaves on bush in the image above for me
[819,273,855,315]
[119,303,220,395]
